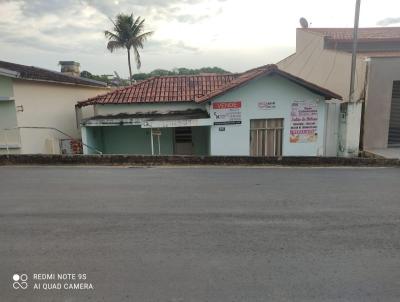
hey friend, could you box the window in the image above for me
[174,127,192,143]
[174,127,193,155]
[250,119,283,156]
[388,81,400,146]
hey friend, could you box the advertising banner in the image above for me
[290,101,318,143]
[212,101,242,125]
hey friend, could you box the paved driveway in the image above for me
[1,166,400,302]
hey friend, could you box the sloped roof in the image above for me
[300,27,400,43]
[77,73,239,107]
[77,65,341,107]
[0,60,107,87]
[195,65,342,103]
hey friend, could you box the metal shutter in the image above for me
[388,81,400,146]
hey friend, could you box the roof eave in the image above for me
[15,77,108,88]
[327,38,400,43]
[76,99,196,108]
[195,67,342,103]
[195,66,277,103]
[0,67,19,78]
[273,69,342,100]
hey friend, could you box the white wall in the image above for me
[0,75,20,154]
[13,80,109,154]
[324,102,341,156]
[208,74,330,156]
[278,30,367,156]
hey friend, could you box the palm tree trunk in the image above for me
[127,48,133,84]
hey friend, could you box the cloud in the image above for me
[19,0,79,17]
[377,17,400,26]
[175,14,210,24]
[143,40,199,54]
[0,0,206,57]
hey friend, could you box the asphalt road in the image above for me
[1,166,400,302]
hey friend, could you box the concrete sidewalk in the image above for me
[366,148,400,159]
[1,154,400,167]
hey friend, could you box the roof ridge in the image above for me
[32,65,107,86]
[298,27,400,43]
[0,60,107,87]
[145,73,237,79]
[77,73,241,106]
[195,65,277,103]
[76,65,340,107]
[77,72,239,107]
[195,64,340,103]
[299,27,400,30]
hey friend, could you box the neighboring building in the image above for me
[77,65,341,157]
[278,27,400,155]
[0,60,109,154]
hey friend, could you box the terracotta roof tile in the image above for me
[77,65,341,107]
[77,73,239,107]
[301,27,400,42]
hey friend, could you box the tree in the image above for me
[105,13,153,84]
[132,67,231,81]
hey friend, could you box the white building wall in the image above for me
[278,29,368,156]
[208,74,332,156]
[13,80,109,154]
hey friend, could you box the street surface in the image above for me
[1,166,400,301]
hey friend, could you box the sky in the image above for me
[0,0,400,77]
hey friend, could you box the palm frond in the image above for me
[107,40,124,52]
[105,12,153,78]
[128,31,153,49]
[133,47,141,69]
[104,30,120,41]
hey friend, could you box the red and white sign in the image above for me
[212,101,241,110]
[212,101,242,125]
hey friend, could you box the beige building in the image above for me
[0,61,109,154]
[278,27,400,156]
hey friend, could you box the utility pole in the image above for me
[349,0,361,102]
[343,0,362,157]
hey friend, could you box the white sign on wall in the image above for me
[257,101,276,110]
[290,101,318,143]
[212,101,242,125]
[141,118,212,128]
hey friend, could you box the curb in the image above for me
[0,155,399,167]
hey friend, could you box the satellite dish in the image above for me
[300,17,309,28]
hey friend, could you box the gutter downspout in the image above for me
[150,128,154,155]
[359,59,370,151]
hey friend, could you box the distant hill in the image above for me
[133,67,231,81]
[80,67,231,86]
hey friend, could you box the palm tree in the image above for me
[105,13,153,84]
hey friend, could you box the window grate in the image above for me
[250,119,283,156]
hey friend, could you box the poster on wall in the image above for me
[290,101,318,143]
[212,101,242,125]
